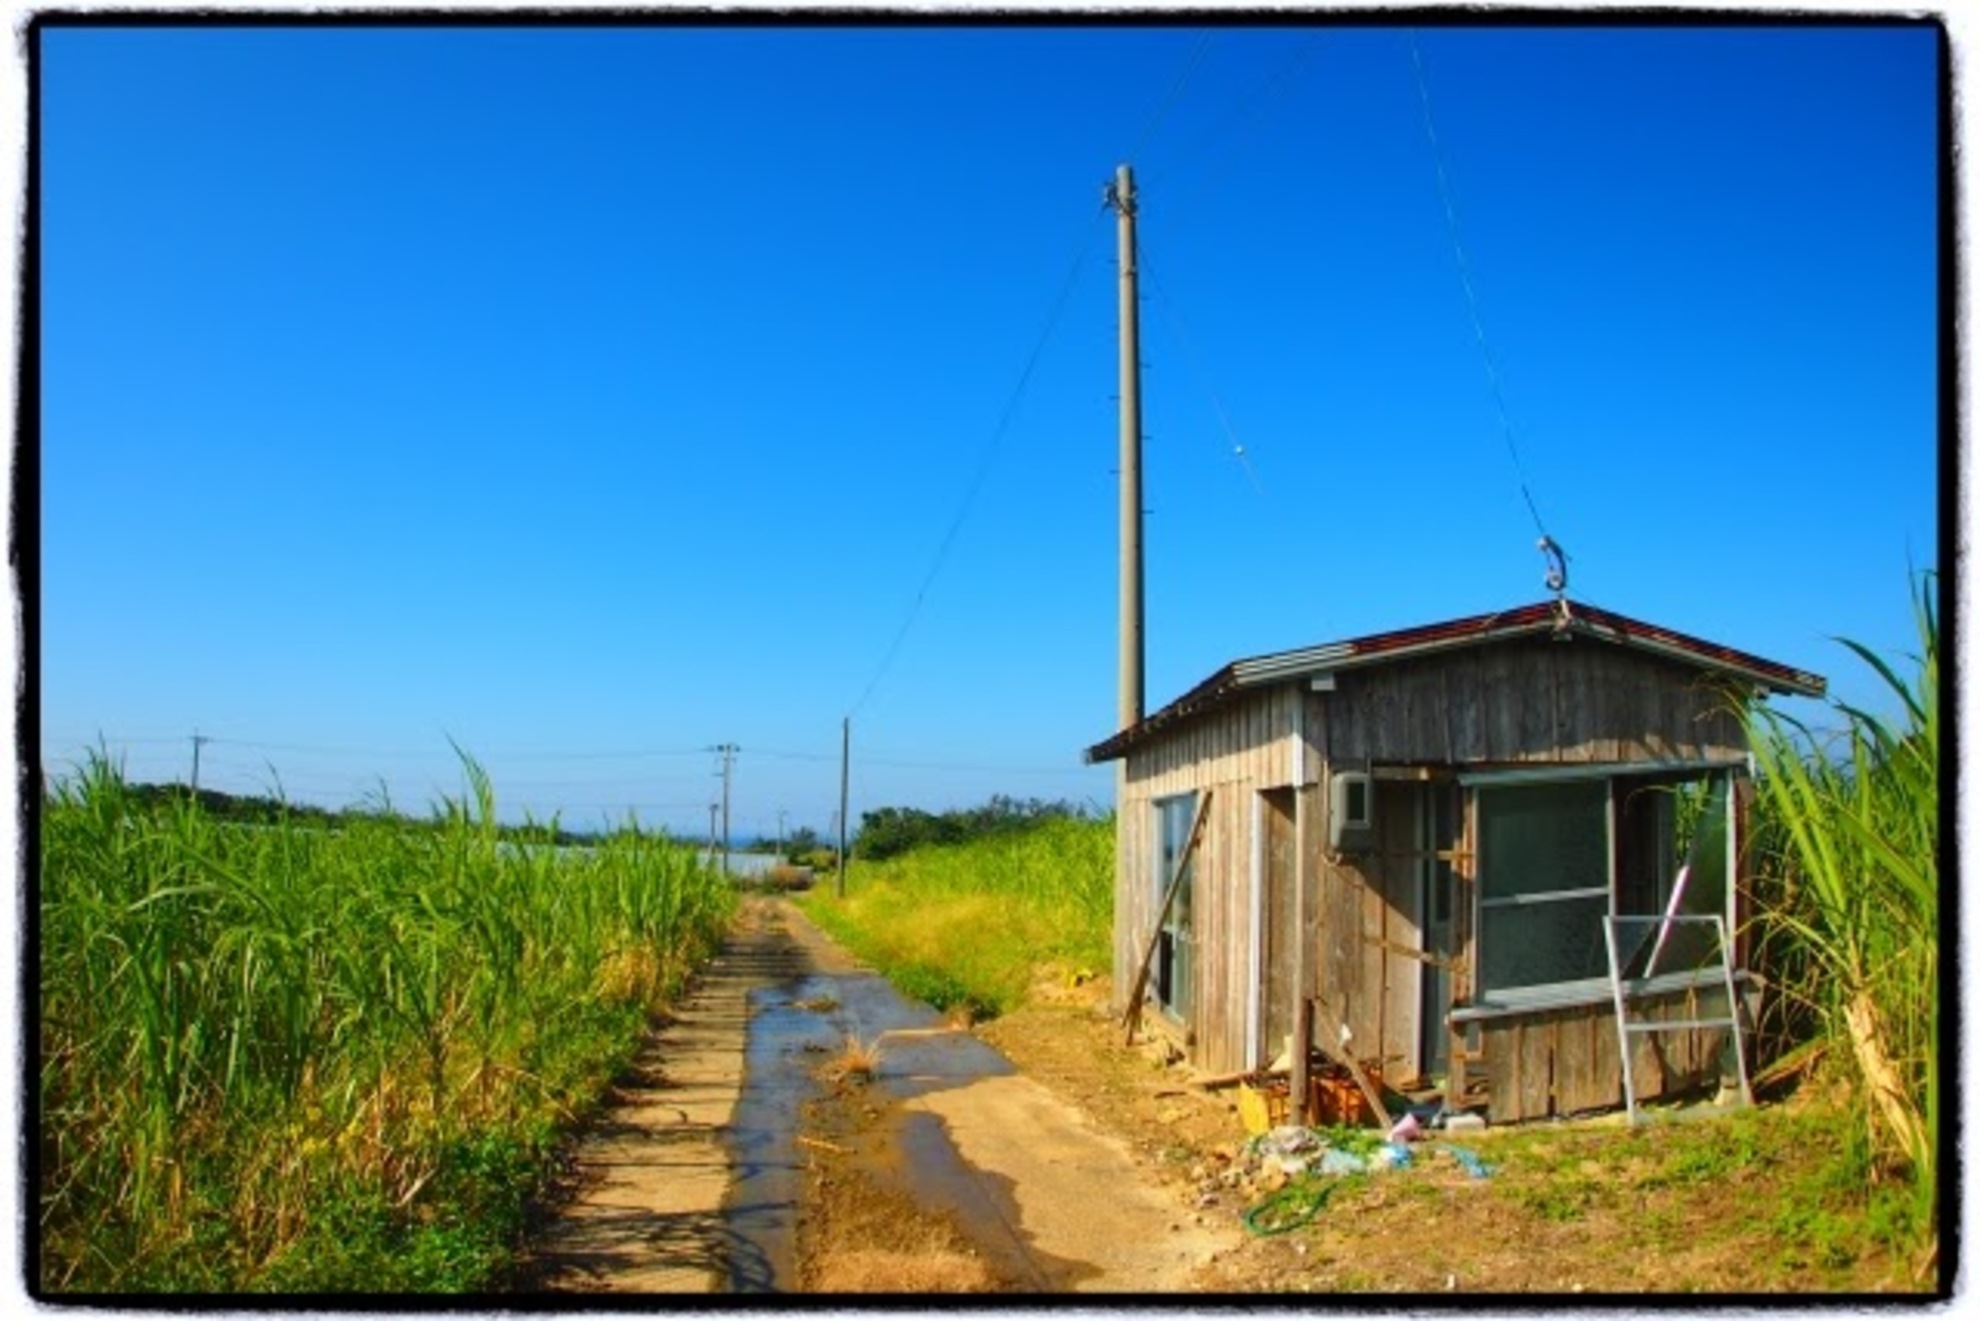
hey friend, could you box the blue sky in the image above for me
[35,19,1944,839]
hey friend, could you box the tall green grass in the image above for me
[797,815,1113,1018]
[39,752,736,1293]
[1743,571,1938,1274]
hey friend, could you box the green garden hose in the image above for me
[1240,1177,1341,1237]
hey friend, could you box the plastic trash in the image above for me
[1266,1124,1321,1152]
[1388,1112,1422,1143]
[1436,1143,1494,1179]
[1317,1147,1368,1177]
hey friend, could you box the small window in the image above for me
[1341,775,1370,826]
[1152,794,1197,1017]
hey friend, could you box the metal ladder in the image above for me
[1602,914,1752,1124]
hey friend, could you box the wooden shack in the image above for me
[1086,599,1826,1123]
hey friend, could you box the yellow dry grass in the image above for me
[811,1246,999,1293]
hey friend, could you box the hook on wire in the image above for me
[1537,536,1569,598]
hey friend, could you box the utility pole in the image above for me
[712,743,738,877]
[837,717,850,899]
[1108,162,1145,731]
[708,802,719,866]
[777,809,788,860]
[190,731,209,794]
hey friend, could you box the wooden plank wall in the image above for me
[1262,789,1298,1062]
[1478,985,1732,1123]
[1121,686,1302,799]
[1377,797,1425,1081]
[1310,787,1427,1086]
[1308,637,1752,1117]
[1114,687,1307,1074]
[1319,639,1749,767]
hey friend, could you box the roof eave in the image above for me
[1084,601,1827,763]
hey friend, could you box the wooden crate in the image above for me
[1313,1066,1384,1127]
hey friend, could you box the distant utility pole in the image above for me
[190,732,210,793]
[837,718,850,899]
[709,802,719,863]
[712,743,739,877]
[777,809,788,859]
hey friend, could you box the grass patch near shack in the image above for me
[1194,1086,1926,1294]
[796,815,1112,1021]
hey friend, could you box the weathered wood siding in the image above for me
[1478,986,1734,1123]
[1312,785,1430,1085]
[1113,688,1308,1074]
[1113,635,1757,1095]
[1121,686,1305,798]
[1261,788,1298,1062]
[1316,638,1748,766]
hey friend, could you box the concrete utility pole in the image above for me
[712,744,738,876]
[709,802,719,863]
[837,718,851,899]
[1109,163,1145,731]
[190,732,209,794]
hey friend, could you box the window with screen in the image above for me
[1473,770,1735,998]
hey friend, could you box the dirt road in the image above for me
[515,900,794,1292]
[515,897,1915,1296]
[516,897,1232,1295]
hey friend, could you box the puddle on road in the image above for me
[723,958,1062,1293]
[722,971,838,1293]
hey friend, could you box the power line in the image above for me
[51,733,1109,781]
[856,754,1101,775]
[45,732,720,764]
[471,746,710,763]
[1129,29,1217,164]
[1408,30,1553,545]
[1163,31,1328,205]
[714,744,1110,777]
[1139,239,1266,497]
[845,203,1111,719]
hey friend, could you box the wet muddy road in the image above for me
[521,898,1232,1295]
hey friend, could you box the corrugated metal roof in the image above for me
[1084,598,1827,764]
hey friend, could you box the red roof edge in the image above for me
[1084,599,1826,765]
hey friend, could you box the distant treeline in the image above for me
[58,782,1100,858]
[854,794,1097,862]
[58,780,606,848]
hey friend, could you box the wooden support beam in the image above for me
[1362,934,1468,976]
[1310,996,1393,1130]
[1290,995,1313,1125]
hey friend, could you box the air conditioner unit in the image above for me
[1329,770,1375,853]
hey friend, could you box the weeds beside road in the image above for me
[796,815,1112,1020]
[38,754,734,1294]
